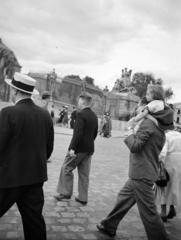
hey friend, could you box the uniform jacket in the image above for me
[69,107,98,154]
[0,98,54,188]
[124,118,165,182]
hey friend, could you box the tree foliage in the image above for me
[130,72,163,98]
[84,76,95,85]
[164,87,174,101]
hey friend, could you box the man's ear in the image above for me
[14,89,19,96]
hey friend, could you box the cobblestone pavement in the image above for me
[0,127,180,240]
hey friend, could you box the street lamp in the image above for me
[46,68,57,100]
[103,85,109,114]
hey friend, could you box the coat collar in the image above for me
[15,98,34,106]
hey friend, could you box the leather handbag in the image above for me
[155,161,170,187]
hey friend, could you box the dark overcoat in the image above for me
[0,98,54,188]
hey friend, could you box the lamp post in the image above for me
[46,68,57,101]
[103,86,109,114]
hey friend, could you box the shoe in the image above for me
[75,197,87,205]
[54,194,71,201]
[167,210,176,219]
[96,223,116,237]
[160,215,167,222]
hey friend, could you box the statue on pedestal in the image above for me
[46,68,57,97]
[112,67,132,93]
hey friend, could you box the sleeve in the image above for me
[94,118,98,140]
[124,119,154,153]
[0,108,12,153]
[69,112,84,151]
[47,117,54,160]
[159,138,168,163]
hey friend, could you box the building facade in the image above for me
[0,39,21,101]
[29,71,139,119]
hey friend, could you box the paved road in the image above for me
[0,127,180,240]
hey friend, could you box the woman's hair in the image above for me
[147,84,165,101]
[139,96,148,106]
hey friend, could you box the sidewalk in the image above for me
[0,127,180,239]
[54,126,126,138]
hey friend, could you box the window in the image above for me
[176,117,180,123]
[178,109,180,114]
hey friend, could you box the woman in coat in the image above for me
[156,129,181,222]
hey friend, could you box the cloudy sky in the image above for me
[1,0,181,102]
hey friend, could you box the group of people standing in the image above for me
[0,72,180,240]
[56,105,77,129]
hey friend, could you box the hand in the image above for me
[126,129,134,136]
[68,149,76,157]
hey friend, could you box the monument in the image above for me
[105,68,139,119]
[112,67,132,93]
[46,68,57,98]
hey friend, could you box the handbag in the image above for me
[155,161,170,187]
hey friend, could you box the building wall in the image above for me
[29,72,139,119]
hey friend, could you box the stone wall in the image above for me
[29,73,104,116]
[105,92,139,119]
[29,72,139,119]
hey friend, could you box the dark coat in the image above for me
[124,118,165,182]
[0,98,54,188]
[69,107,98,154]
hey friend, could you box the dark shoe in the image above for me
[160,215,167,222]
[96,223,116,237]
[167,210,176,219]
[75,197,87,205]
[54,194,71,201]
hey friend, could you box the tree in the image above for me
[84,76,94,85]
[130,72,162,98]
[164,87,174,102]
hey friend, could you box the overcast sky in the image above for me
[1,0,181,102]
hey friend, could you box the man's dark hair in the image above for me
[79,92,92,104]
[17,89,32,97]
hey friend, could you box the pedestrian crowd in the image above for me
[0,72,180,240]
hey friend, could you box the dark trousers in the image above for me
[0,183,46,240]
[101,179,169,240]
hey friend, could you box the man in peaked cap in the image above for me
[0,72,54,240]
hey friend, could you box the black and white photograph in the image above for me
[0,0,181,239]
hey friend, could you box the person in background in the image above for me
[54,92,98,205]
[156,128,181,222]
[0,73,54,240]
[58,106,65,125]
[62,106,69,127]
[101,113,112,138]
[41,92,50,111]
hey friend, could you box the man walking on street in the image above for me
[97,93,173,240]
[0,72,54,240]
[54,92,98,205]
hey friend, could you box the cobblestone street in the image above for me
[0,127,180,240]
